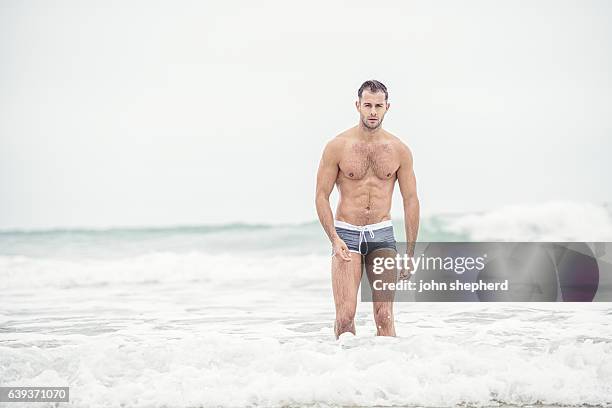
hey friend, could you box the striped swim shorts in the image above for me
[334,219,397,256]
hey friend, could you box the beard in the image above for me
[362,116,383,130]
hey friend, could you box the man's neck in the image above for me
[356,123,384,140]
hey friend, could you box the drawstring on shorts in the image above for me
[358,226,376,255]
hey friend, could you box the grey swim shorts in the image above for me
[334,220,397,256]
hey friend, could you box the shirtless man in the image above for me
[315,80,420,338]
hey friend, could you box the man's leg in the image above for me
[365,248,397,337]
[331,252,362,339]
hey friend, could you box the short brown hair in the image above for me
[358,80,388,101]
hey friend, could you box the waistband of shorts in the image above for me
[334,219,393,231]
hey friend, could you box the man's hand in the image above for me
[332,237,352,262]
[398,252,415,280]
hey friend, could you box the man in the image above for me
[315,80,420,339]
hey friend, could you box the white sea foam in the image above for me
[1,252,612,407]
[1,303,612,407]
[446,201,612,241]
[0,252,327,290]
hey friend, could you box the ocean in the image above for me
[1,202,612,407]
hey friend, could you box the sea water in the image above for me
[1,202,612,407]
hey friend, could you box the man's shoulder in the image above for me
[325,129,354,150]
[336,127,358,140]
[384,131,412,156]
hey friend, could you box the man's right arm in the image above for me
[315,139,351,261]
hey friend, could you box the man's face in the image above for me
[356,90,389,130]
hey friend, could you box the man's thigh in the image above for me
[364,248,398,304]
[331,252,363,311]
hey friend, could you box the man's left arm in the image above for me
[396,144,420,276]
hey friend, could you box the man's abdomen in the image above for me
[335,182,394,226]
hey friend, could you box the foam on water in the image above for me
[2,303,612,407]
[2,253,612,407]
[445,201,612,241]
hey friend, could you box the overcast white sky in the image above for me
[1,0,610,230]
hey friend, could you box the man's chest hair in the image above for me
[339,141,399,180]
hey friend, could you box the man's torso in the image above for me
[334,128,402,226]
